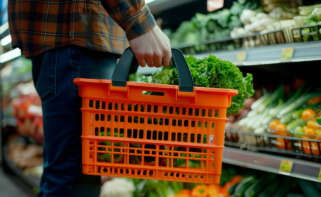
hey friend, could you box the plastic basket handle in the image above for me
[112,48,194,92]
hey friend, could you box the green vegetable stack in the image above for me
[133,55,254,116]
[166,0,260,48]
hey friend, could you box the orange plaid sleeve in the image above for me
[101,0,156,40]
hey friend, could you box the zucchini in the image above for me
[299,180,321,197]
[229,184,238,195]
[234,176,256,197]
[258,179,280,197]
[244,174,276,197]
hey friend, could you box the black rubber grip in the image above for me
[112,48,194,92]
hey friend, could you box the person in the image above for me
[8,0,171,196]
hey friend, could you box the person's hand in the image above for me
[129,25,171,67]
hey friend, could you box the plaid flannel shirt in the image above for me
[8,0,156,57]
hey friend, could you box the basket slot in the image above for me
[142,90,165,96]
[94,141,217,170]
[89,110,219,145]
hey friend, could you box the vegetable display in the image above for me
[164,1,321,51]
[125,166,321,197]
[227,81,321,155]
[165,0,260,47]
[11,82,44,144]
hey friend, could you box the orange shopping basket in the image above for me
[74,48,237,184]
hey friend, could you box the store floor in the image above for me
[0,167,32,197]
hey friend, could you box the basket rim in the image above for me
[74,78,238,96]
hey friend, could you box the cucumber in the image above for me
[299,180,321,197]
[229,184,238,195]
[258,179,280,197]
[244,174,276,197]
[234,176,256,197]
[273,179,292,197]
[286,194,305,197]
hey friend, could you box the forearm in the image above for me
[100,0,156,40]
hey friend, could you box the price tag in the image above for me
[207,0,224,12]
[280,160,293,173]
[236,51,247,65]
[318,168,321,181]
[281,48,294,60]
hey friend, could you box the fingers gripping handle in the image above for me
[112,48,194,92]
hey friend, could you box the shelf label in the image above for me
[281,48,294,60]
[236,51,247,64]
[280,160,293,173]
[318,168,321,181]
[207,0,224,12]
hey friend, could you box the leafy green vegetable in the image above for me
[131,55,254,116]
[133,179,183,197]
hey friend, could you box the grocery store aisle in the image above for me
[0,167,32,197]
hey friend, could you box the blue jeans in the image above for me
[31,46,119,197]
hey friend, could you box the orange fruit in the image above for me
[304,126,317,138]
[307,119,321,129]
[276,123,288,136]
[302,109,316,120]
[191,185,208,197]
[269,120,280,131]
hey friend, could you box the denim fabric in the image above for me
[31,46,119,197]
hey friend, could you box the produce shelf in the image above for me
[225,130,321,160]
[194,41,321,66]
[223,147,321,183]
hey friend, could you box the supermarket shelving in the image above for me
[194,41,321,66]
[223,147,321,183]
